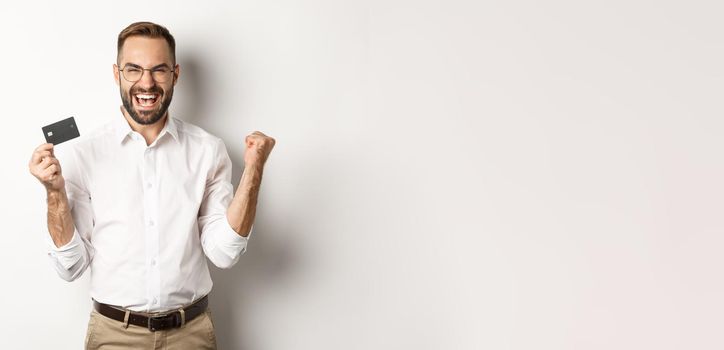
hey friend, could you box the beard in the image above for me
[121,84,174,125]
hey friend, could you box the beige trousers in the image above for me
[84,308,217,350]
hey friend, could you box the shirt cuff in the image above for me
[218,219,251,254]
[47,229,84,270]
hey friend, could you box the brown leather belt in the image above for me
[93,295,208,332]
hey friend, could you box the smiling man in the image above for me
[28,22,275,349]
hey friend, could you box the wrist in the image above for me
[244,161,264,174]
[46,188,69,210]
[46,187,66,198]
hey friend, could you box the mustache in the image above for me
[130,86,164,95]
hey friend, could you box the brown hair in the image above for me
[117,22,176,64]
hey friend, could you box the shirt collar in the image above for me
[114,113,179,144]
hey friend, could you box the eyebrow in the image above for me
[123,63,172,70]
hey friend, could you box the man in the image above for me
[28,22,275,349]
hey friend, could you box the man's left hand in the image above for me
[244,131,276,167]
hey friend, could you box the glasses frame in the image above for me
[117,63,176,83]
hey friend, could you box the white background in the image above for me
[1,0,722,349]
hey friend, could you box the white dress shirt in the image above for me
[45,114,249,312]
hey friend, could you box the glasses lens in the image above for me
[122,66,142,82]
[151,68,173,83]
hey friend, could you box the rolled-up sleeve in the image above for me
[46,147,95,282]
[198,138,250,269]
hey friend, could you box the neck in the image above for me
[120,106,168,146]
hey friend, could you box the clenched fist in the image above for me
[29,143,65,192]
[244,131,275,167]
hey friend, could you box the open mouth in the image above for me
[134,93,160,109]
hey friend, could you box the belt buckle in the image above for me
[147,313,168,332]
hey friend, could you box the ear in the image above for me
[173,64,180,86]
[113,64,120,86]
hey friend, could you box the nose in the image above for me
[137,69,157,87]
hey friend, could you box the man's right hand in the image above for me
[29,143,65,192]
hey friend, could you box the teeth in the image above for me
[135,93,157,107]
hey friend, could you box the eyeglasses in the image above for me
[118,64,175,83]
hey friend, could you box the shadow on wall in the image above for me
[180,54,298,349]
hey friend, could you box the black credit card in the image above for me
[42,117,80,145]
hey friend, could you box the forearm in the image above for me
[47,189,76,247]
[226,163,264,237]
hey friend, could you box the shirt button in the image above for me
[149,220,155,227]
[146,182,153,189]
[152,298,158,305]
[151,258,157,266]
